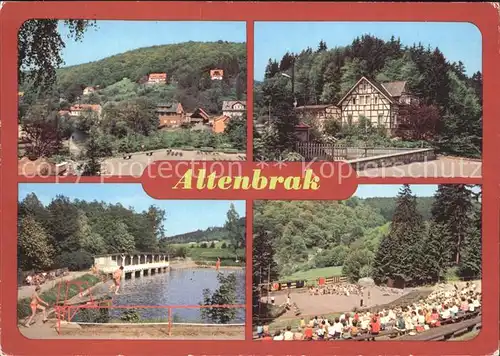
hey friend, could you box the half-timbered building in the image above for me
[337,76,419,132]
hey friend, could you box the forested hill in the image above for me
[21,41,247,114]
[363,196,434,221]
[165,217,246,243]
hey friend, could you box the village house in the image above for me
[147,73,167,85]
[83,86,97,95]
[294,104,341,130]
[337,77,419,131]
[212,115,231,134]
[222,100,246,118]
[68,104,102,119]
[188,108,211,125]
[156,102,185,128]
[210,69,224,80]
[295,76,419,135]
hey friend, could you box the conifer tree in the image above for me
[458,206,482,279]
[431,184,474,265]
[372,185,425,287]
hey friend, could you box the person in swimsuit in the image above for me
[109,266,124,295]
[215,257,221,272]
[25,285,49,327]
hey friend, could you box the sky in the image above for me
[354,184,437,198]
[58,21,246,67]
[254,22,481,80]
[18,184,245,237]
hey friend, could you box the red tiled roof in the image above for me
[295,123,310,129]
[149,73,167,80]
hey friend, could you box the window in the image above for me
[352,97,356,105]
[366,96,371,105]
[347,114,353,126]
[374,96,378,104]
[378,114,384,127]
[360,96,364,105]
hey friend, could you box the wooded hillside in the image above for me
[21,41,247,115]
[165,217,246,243]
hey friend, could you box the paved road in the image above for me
[18,271,88,300]
[357,156,481,178]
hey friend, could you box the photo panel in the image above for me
[253,22,482,178]
[17,20,248,178]
[252,184,482,341]
[17,183,246,340]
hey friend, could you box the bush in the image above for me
[200,147,214,152]
[221,242,227,249]
[200,242,208,248]
[120,309,141,323]
[209,242,216,248]
[54,250,93,271]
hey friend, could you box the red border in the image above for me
[1,2,499,356]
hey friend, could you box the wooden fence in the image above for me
[296,143,348,161]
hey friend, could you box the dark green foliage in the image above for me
[364,196,434,221]
[431,184,475,265]
[18,193,167,271]
[224,203,245,254]
[54,250,94,271]
[120,309,141,323]
[371,185,426,287]
[201,273,238,324]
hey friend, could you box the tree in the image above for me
[18,193,50,227]
[21,102,63,158]
[396,103,441,140]
[105,221,136,253]
[18,20,95,89]
[18,216,54,271]
[201,273,238,324]
[431,184,474,265]
[252,227,279,295]
[342,248,374,283]
[317,40,328,52]
[76,211,106,255]
[457,208,481,280]
[421,222,452,283]
[224,115,247,150]
[371,185,426,287]
[276,222,308,274]
[46,195,81,252]
[79,128,113,176]
[224,204,244,257]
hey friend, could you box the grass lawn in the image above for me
[280,266,343,283]
[17,274,101,320]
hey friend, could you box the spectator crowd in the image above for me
[257,282,481,341]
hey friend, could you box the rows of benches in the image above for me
[352,309,481,341]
